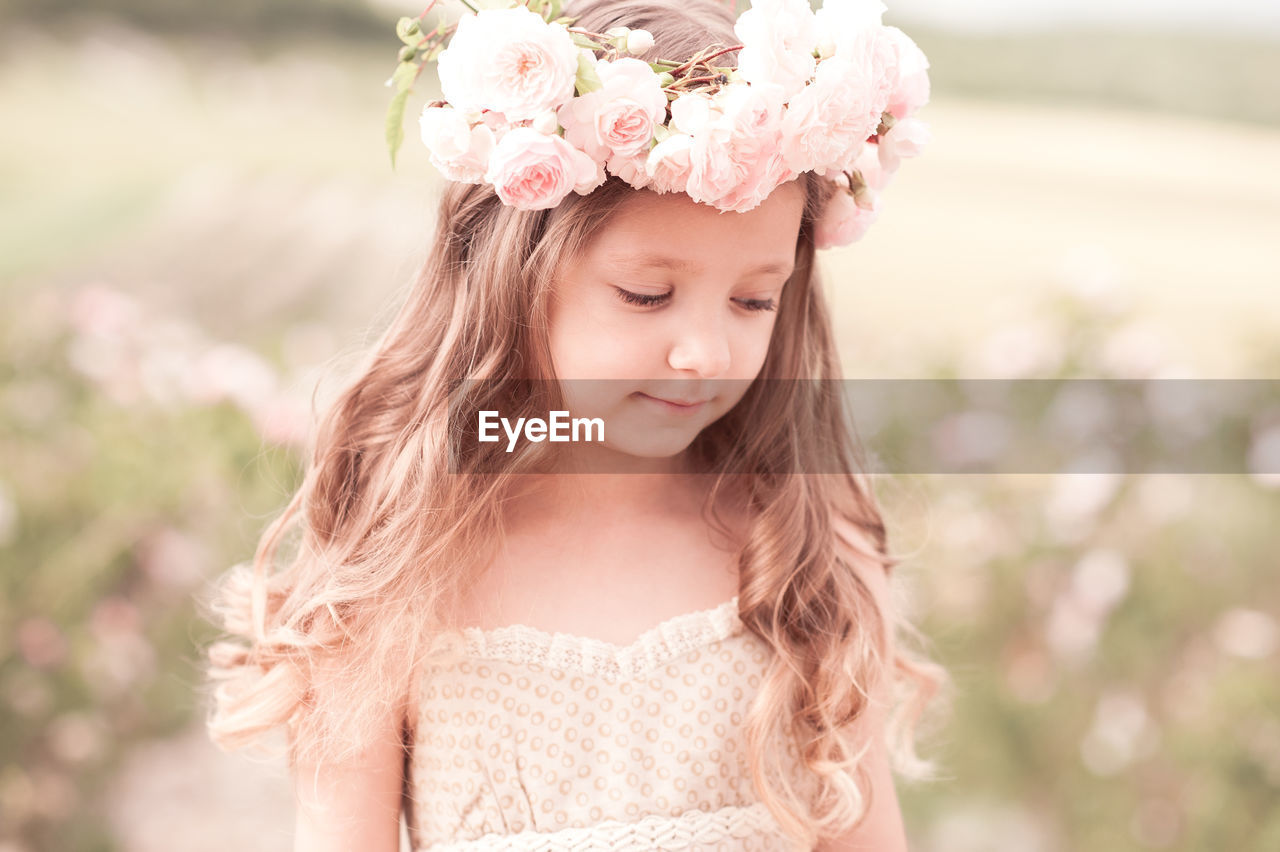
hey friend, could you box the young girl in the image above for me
[202,0,946,849]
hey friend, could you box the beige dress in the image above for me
[404,596,814,851]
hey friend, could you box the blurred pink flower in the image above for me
[48,712,107,765]
[17,617,68,670]
[0,479,16,546]
[184,343,278,411]
[1214,609,1278,660]
[90,596,142,639]
[135,528,209,593]
[67,283,140,340]
[1080,690,1155,776]
[254,393,314,447]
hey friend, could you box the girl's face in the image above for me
[547,180,806,467]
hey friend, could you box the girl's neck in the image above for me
[504,470,712,522]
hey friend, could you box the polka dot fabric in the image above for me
[406,596,814,851]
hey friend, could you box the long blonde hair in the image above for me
[201,0,947,846]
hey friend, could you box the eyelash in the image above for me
[613,287,777,313]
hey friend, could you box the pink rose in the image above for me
[658,92,737,203]
[485,127,601,210]
[557,57,667,161]
[437,7,579,122]
[656,85,789,210]
[851,142,890,192]
[845,27,900,120]
[814,184,881,249]
[877,116,931,173]
[418,105,495,184]
[706,84,794,212]
[882,26,931,119]
[734,0,819,99]
[683,138,743,207]
[713,150,796,213]
[780,56,881,175]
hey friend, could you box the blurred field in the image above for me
[2,17,1279,852]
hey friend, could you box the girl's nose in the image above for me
[666,319,732,378]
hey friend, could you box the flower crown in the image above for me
[385,0,931,249]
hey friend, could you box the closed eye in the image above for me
[614,288,777,313]
[733,297,777,312]
[614,287,671,307]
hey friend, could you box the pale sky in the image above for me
[884,0,1280,37]
[370,0,1280,38]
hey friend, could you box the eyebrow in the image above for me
[608,254,794,278]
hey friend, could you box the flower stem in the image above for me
[669,44,741,77]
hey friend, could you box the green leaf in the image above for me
[575,52,603,95]
[571,32,601,50]
[396,16,425,47]
[652,123,671,143]
[548,0,563,21]
[392,60,418,94]
[386,87,411,169]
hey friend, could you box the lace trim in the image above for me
[420,800,795,851]
[455,596,743,681]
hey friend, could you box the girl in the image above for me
[202,0,947,849]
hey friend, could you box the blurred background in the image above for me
[1,0,1278,850]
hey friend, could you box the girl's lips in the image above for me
[633,392,711,415]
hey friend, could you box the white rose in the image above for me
[734,0,819,99]
[706,83,793,212]
[607,149,655,190]
[437,7,579,122]
[419,105,494,184]
[557,57,667,161]
[663,89,748,207]
[650,84,792,211]
[645,132,696,195]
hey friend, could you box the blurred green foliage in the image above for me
[0,0,387,39]
[0,289,304,850]
[910,27,1280,129]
